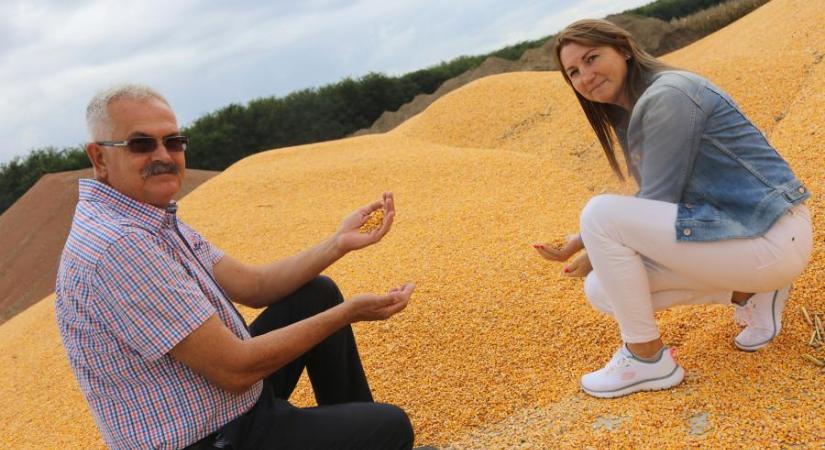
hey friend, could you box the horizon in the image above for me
[0,0,650,164]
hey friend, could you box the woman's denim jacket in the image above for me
[615,70,810,242]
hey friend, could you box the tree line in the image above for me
[0,39,546,214]
[626,0,730,21]
[0,0,745,215]
[183,39,551,170]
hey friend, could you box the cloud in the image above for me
[0,0,650,163]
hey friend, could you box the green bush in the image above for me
[184,54,500,170]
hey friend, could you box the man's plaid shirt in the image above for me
[55,179,262,449]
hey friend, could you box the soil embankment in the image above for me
[0,169,218,324]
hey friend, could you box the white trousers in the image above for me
[579,195,813,343]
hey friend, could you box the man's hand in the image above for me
[334,192,395,254]
[345,283,414,322]
[563,252,592,278]
[171,281,415,394]
[213,193,396,309]
[532,233,584,262]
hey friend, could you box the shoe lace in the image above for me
[734,303,753,327]
[604,352,633,374]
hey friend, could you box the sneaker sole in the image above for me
[733,287,789,352]
[581,365,685,399]
[734,331,779,351]
[734,339,772,352]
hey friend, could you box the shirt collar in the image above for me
[78,178,176,231]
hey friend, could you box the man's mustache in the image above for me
[141,161,180,179]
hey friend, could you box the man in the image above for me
[55,84,416,449]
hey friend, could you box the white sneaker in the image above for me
[580,345,685,398]
[733,302,750,327]
[734,285,791,352]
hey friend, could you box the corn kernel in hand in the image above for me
[359,209,384,233]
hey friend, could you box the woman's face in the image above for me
[559,41,631,110]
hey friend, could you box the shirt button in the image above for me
[798,187,806,194]
[683,228,692,236]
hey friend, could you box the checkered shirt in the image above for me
[55,179,262,449]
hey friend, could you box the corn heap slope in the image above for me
[0,0,822,447]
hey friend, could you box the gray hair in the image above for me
[86,84,170,140]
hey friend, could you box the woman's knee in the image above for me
[579,194,622,233]
[583,272,613,315]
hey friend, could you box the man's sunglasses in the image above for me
[96,135,189,153]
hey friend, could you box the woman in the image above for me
[533,19,813,398]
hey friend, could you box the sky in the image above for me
[0,0,651,164]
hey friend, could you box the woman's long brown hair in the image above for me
[552,19,674,180]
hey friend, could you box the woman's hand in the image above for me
[334,192,395,254]
[345,283,415,322]
[563,252,592,278]
[533,233,584,262]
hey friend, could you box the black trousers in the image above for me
[187,276,414,450]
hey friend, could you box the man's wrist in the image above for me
[330,299,355,325]
[325,234,347,261]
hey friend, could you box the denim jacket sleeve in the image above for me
[629,83,706,203]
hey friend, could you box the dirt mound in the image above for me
[0,168,218,325]
[355,56,522,137]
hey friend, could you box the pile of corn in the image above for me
[359,208,385,233]
[0,0,822,447]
